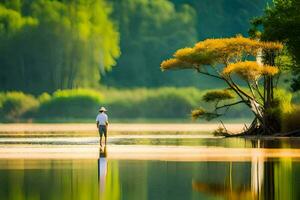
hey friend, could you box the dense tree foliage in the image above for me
[162,36,283,135]
[103,0,269,88]
[0,0,120,94]
[172,0,270,39]
[250,0,300,91]
[0,0,271,91]
[103,0,199,87]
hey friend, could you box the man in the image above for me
[96,107,108,147]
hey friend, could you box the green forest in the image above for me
[104,0,272,88]
[0,0,272,92]
[0,0,300,125]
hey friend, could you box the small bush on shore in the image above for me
[0,87,267,121]
[281,105,300,133]
[0,92,39,121]
[37,89,104,118]
[103,87,204,119]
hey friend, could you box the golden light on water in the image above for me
[1,145,300,163]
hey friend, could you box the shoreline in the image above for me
[1,145,300,161]
[0,123,246,133]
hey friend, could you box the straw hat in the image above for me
[99,107,107,112]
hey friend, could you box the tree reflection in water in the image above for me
[192,140,294,200]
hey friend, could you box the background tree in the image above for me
[161,36,283,135]
[249,0,300,91]
[103,0,199,88]
[0,0,120,94]
[0,0,271,91]
[103,0,269,88]
[172,0,270,39]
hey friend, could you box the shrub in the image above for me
[275,89,293,113]
[0,92,39,121]
[102,87,257,119]
[0,87,261,121]
[139,90,195,118]
[281,105,300,132]
[37,89,104,118]
[38,92,51,104]
[262,89,294,132]
[103,87,203,119]
[292,91,300,104]
[263,89,300,133]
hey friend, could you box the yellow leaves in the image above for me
[223,61,279,81]
[260,41,283,51]
[195,36,261,59]
[262,66,279,76]
[223,61,258,75]
[174,48,200,64]
[174,47,194,58]
[160,58,194,71]
[161,35,283,73]
[174,47,216,65]
[194,36,283,59]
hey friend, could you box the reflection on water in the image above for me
[98,146,111,199]
[0,135,299,199]
[192,158,295,200]
[98,158,298,200]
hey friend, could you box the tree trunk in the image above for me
[262,50,278,135]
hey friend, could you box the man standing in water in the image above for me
[96,107,108,147]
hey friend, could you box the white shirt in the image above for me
[96,113,108,125]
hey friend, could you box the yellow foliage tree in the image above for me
[161,36,283,135]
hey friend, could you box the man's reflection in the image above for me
[98,146,107,198]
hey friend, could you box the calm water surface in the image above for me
[0,132,300,200]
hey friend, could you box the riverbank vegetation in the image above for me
[1,87,300,126]
[0,87,251,122]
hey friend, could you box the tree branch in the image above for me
[247,82,256,100]
[211,67,249,103]
[222,76,247,102]
[197,70,224,80]
[215,100,245,110]
[254,81,264,101]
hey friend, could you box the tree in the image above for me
[161,36,283,135]
[172,0,270,39]
[0,0,120,94]
[249,0,300,91]
[102,0,198,88]
[103,0,270,88]
[0,4,37,91]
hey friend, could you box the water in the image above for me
[0,132,300,200]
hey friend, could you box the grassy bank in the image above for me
[2,87,300,126]
[0,87,254,123]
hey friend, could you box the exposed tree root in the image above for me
[274,129,300,137]
[217,127,300,137]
